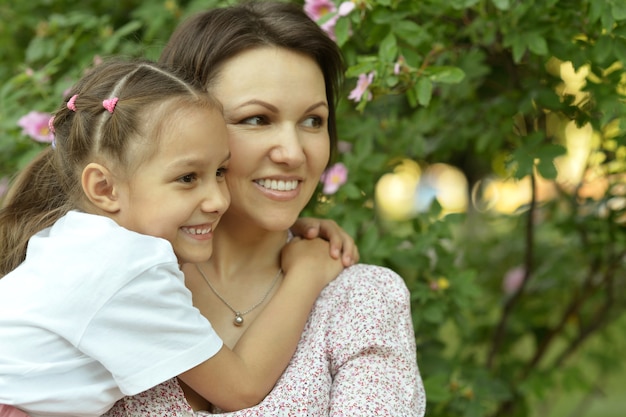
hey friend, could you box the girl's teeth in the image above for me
[183,227,211,235]
[257,179,298,191]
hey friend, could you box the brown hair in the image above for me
[0,59,217,276]
[159,1,344,162]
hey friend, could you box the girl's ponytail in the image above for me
[0,148,71,276]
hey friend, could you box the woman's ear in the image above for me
[81,162,121,213]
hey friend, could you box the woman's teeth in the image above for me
[255,179,298,191]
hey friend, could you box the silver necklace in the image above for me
[196,264,282,327]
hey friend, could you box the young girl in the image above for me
[0,58,344,417]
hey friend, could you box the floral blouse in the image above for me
[104,264,426,416]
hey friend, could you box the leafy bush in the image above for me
[2,1,626,416]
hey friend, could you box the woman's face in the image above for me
[211,47,330,232]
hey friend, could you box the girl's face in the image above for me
[211,47,330,232]
[115,105,231,264]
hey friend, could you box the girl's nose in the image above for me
[202,183,230,215]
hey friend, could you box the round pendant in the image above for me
[234,314,244,326]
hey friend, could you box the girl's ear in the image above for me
[81,162,121,213]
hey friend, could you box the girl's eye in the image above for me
[178,173,197,184]
[240,115,268,126]
[216,167,228,178]
[302,116,323,129]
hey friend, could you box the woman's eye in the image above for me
[302,116,323,128]
[240,115,268,126]
[178,173,197,184]
[216,167,228,178]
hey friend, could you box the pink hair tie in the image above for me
[48,116,55,134]
[48,116,56,149]
[103,97,119,114]
[67,94,78,111]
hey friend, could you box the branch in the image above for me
[486,169,536,369]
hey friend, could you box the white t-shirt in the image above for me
[0,211,223,417]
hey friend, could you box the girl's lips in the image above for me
[181,223,217,241]
[181,225,213,235]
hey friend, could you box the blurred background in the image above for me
[2,1,626,416]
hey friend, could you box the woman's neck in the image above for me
[208,216,289,283]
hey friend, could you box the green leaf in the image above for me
[342,183,362,199]
[378,31,398,62]
[614,37,626,63]
[512,35,527,63]
[422,374,453,402]
[593,35,613,63]
[509,150,534,179]
[335,17,350,47]
[491,0,511,11]
[428,66,465,84]
[393,20,426,47]
[415,77,432,106]
[527,32,548,56]
[536,158,557,179]
[589,0,604,23]
[612,1,626,20]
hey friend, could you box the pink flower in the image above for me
[338,1,356,16]
[304,0,336,21]
[337,140,353,154]
[17,111,54,143]
[348,71,375,102]
[305,0,354,41]
[320,162,348,194]
[503,266,526,295]
[305,0,338,40]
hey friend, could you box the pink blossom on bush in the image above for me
[17,111,54,143]
[338,1,356,16]
[304,0,336,20]
[348,71,375,102]
[502,266,526,295]
[320,162,348,194]
[337,140,353,154]
[305,0,354,41]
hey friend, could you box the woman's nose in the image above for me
[269,126,306,166]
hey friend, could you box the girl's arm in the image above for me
[0,405,30,417]
[290,217,359,267]
[177,237,343,412]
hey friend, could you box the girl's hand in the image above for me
[290,218,359,267]
[280,237,344,287]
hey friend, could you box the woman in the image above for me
[106,2,425,416]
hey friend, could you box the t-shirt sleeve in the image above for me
[76,261,223,395]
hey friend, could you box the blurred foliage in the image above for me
[2,0,626,416]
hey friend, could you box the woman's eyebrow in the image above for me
[236,99,278,113]
[305,101,328,113]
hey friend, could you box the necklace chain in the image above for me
[196,264,282,326]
